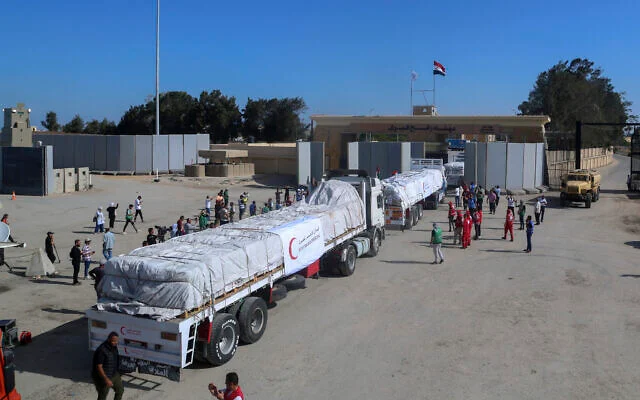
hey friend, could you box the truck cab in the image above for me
[560,169,601,208]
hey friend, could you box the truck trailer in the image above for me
[86,179,384,381]
[382,164,447,230]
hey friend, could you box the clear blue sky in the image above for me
[2,0,639,128]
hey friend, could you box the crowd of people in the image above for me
[432,181,548,263]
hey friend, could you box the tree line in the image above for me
[41,91,309,143]
[518,58,635,148]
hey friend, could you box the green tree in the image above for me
[84,118,117,134]
[518,58,634,147]
[118,91,198,134]
[41,111,61,131]
[62,114,85,133]
[243,97,308,142]
[196,90,242,143]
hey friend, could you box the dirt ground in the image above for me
[2,156,639,399]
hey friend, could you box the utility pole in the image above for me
[575,120,582,170]
[155,0,160,137]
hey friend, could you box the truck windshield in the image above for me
[567,175,588,181]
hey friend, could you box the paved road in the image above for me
[6,156,640,399]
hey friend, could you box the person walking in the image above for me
[106,203,118,230]
[70,239,82,285]
[215,191,224,220]
[89,260,106,300]
[249,200,257,216]
[462,211,473,249]
[447,201,456,232]
[223,189,229,207]
[476,185,485,209]
[45,231,56,264]
[462,187,469,211]
[208,372,244,400]
[517,200,526,230]
[122,204,137,233]
[205,195,212,216]
[134,196,144,223]
[488,190,497,214]
[473,208,483,240]
[534,198,542,225]
[468,194,476,212]
[185,218,196,234]
[198,210,208,230]
[539,195,547,222]
[495,185,502,208]
[454,185,461,208]
[177,216,185,235]
[453,210,463,246]
[238,195,246,220]
[524,215,534,253]
[82,238,96,280]
[146,227,158,245]
[503,209,515,241]
[506,195,515,214]
[228,202,236,223]
[94,207,105,233]
[102,228,115,261]
[92,332,124,400]
[430,223,445,264]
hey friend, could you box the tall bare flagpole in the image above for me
[410,77,413,115]
[155,0,160,136]
[432,71,435,107]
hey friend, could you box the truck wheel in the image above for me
[367,230,381,257]
[281,274,306,290]
[405,211,413,230]
[205,313,239,366]
[593,189,599,202]
[585,194,592,208]
[338,245,357,276]
[228,300,243,318]
[418,206,424,219]
[238,297,268,344]
[412,207,419,226]
[271,283,288,302]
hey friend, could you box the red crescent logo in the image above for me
[289,237,298,260]
[120,326,126,335]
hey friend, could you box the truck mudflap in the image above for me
[120,356,181,382]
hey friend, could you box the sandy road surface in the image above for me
[3,156,639,399]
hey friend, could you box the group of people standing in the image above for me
[93,195,144,235]
[432,183,549,262]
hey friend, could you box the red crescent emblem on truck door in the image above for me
[289,238,298,260]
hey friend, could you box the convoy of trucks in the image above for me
[86,166,446,381]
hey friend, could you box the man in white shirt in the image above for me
[455,186,461,208]
[535,198,542,225]
[539,195,547,223]
[134,196,144,223]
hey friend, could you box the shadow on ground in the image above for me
[624,241,640,249]
[14,317,161,391]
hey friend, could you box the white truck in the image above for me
[86,179,384,381]
[383,161,447,230]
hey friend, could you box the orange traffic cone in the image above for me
[11,191,16,200]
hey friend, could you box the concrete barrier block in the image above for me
[63,168,76,193]
[76,167,90,191]
[53,169,64,194]
[185,164,206,177]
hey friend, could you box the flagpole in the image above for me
[410,76,413,116]
[433,72,436,107]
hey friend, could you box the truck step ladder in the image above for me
[185,323,198,366]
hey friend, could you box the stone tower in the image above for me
[1,103,33,147]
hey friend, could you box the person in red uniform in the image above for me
[447,201,456,232]
[453,210,463,245]
[473,208,483,240]
[502,209,515,241]
[462,211,473,249]
[208,372,244,400]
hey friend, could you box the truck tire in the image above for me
[281,274,306,290]
[593,188,599,202]
[367,230,381,257]
[338,245,357,276]
[412,207,419,226]
[228,300,243,318]
[205,313,239,366]
[271,283,288,302]
[585,194,592,208]
[418,205,424,219]
[238,297,268,344]
[405,210,413,231]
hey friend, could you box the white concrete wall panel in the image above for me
[464,142,476,184]
[522,143,536,188]
[400,143,411,173]
[507,143,525,189]
[535,143,545,187]
[106,136,120,171]
[152,135,169,173]
[196,134,209,164]
[486,142,507,189]
[135,135,153,173]
[168,135,184,171]
[348,142,359,170]
[119,136,136,172]
[45,146,54,195]
[183,135,198,166]
[94,136,108,171]
[297,142,311,185]
[476,143,487,188]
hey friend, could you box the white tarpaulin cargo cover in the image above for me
[382,169,445,209]
[97,180,365,320]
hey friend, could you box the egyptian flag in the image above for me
[433,61,446,76]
